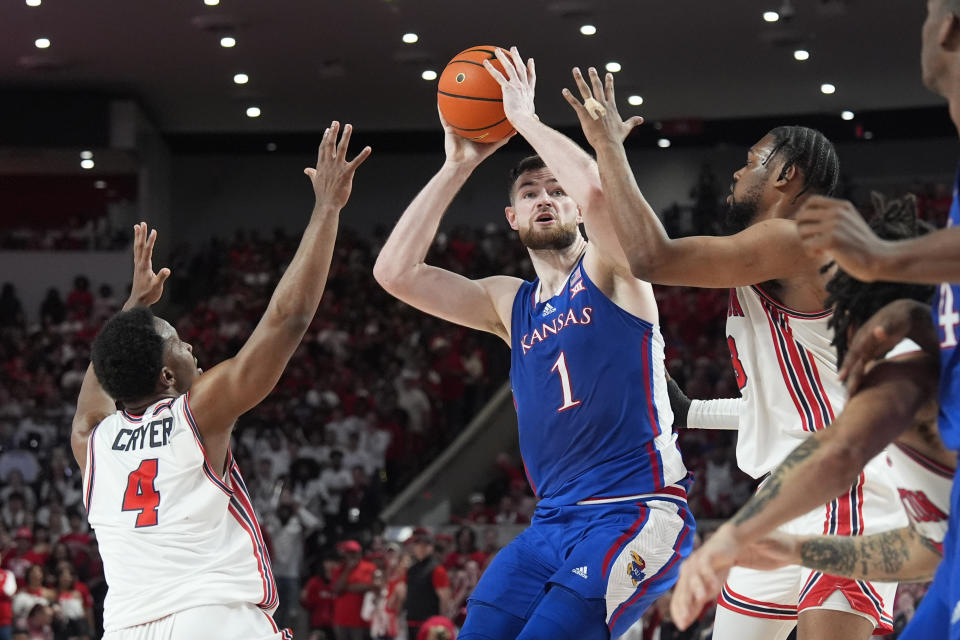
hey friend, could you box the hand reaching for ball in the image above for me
[439,106,513,168]
[483,46,538,127]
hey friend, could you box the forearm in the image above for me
[593,143,672,276]
[374,162,472,285]
[267,205,340,324]
[871,227,960,284]
[510,114,602,205]
[799,527,941,582]
[688,398,741,430]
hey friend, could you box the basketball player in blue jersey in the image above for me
[70,123,369,639]
[786,2,960,636]
[375,46,694,640]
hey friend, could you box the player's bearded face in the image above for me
[518,217,580,250]
[723,180,764,234]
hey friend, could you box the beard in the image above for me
[518,221,580,250]
[722,184,763,235]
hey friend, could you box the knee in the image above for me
[516,585,607,640]
[460,601,526,640]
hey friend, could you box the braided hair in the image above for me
[766,126,840,199]
[825,193,935,366]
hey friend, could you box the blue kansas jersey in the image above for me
[509,258,687,508]
[934,170,960,449]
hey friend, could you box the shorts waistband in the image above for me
[575,483,687,505]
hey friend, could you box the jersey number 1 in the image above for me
[550,352,582,412]
[122,459,160,527]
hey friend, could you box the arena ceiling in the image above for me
[0,0,937,134]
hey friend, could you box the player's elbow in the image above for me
[625,250,669,283]
[819,440,871,488]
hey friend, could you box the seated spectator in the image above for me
[416,615,456,640]
[52,564,92,639]
[301,555,339,640]
[39,289,66,327]
[18,604,53,640]
[0,284,24,329]
[12,566,51,621]
[463,493,494,525]
[65,276,93,320]
[442,527,487,572]
[2,529,36,581]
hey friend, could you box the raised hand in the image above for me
[483,46,537,125]
[439,106,513,168]
[124,222,171,310]
[304,121,372,211]
[796,196,886,281]
[562,67,644,150]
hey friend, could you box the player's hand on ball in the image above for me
[305,121,372,211]
[670,524,738,630]
[439,107,513,168]
[563,67,644,150]
[484,46,538,126]
[124,221,171,310]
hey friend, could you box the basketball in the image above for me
[437,46,516,143]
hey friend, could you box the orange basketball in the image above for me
[437,46,516,143]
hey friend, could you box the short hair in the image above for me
[508,155,547,203]
[765,126,840,199]
[91,306,166,405]
[825,193,935,365]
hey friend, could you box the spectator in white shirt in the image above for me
[318,450,353,518]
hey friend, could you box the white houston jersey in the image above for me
[884,442,953,550]
[83,394,277,632]
[726,285,846,478]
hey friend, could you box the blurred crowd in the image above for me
[0,173,950,638]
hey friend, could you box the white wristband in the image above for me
[688,398,741,430]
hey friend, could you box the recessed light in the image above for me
[25,0,41,6]
[204,0,219,5]
[841,110,855,121]
[80,150,93,160]
[266,142,277,152]
[657,138,671,148]
[605,62,621,73]
[627,95,644,106]
[80,159,95,170]
[580,24,597,36]
[402,33,418,44]
[863,131,874,140]
[794,49,810,61]
[233,73,249,85]
[220,36,236,48]
[34,38,50,49]
[94,180,107,189]
[763,11,780,22]
[821,83,836,95]
[246,106,261,118]
[422,69,437,81]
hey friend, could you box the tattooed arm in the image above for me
[669,354,938,630]
[741,526,942,583]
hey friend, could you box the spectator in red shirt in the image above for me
[65,276,93,320]
[301,554,339,640]
[1,530,35,582]
[442,527,487,572]
[0,548,16,640]
[415,615,456,640]
[404,528,451,640]
[331,540,376,640]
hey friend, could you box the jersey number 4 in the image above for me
[939,283,959,349]
[122,459,160,527]
[550,352,582,412]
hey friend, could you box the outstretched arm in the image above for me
[484,47,634,272]
[797,196,960,284]
[187,122,370,471]
[373,111,520,342]
[563,67,817,288]
[668,353,939,629]
[72,222,171,469]
[740,526,942,583]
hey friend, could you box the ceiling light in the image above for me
[794,49,810,61]
[820,83,836,94]
[80,159,95,170]
[627,95,644,106]
[841,110,855,121]
[80,150,93,160]
[605,61,621,73]
[402,33,418,44]
[421,69,437,81]
[246,106,261,118]
[657,138,671,148]
[233,73,249,84]
[94,180,107,189]
[763,11,780,22]
[204,0,220,5]
[220,36,236,48]
[25,0,41,6]
[580,24,597,36]
[34,38,50,49]
[863,131,874,140]
[266,142,277,152]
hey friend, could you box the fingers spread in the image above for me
[572,67,593,101]
[482,59,508,85]
[587,67,604,100]
[337,124,354,161]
